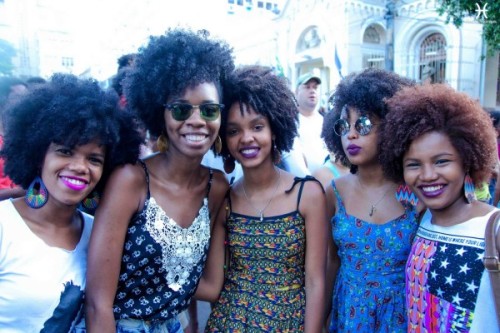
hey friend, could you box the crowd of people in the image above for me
[0,27,499,333]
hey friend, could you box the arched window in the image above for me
[419,33,446,84]
[363,26,381,44]
[362,24,386,70]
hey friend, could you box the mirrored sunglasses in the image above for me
[334,116,374,136]
[165,103,223,122]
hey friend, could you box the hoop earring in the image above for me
[214,136,222,154]
[223,156,235,174]
[157,133,169,153]
[81,191,100,212]
[25,176,48,209]
[464,173,476,204]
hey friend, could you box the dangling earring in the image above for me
[214,136,222,154]
[223,156,235,174]
[25,176,48,209]
[464,173,476,204]
[272,140,281,164]
[81,191,100,211]
[157,133,169,153]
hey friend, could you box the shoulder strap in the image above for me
[483,210,500,322]
[138,159,150,199]
[285,175,323,210]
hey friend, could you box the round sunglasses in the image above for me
[165,103,223,122]
[334,116,374,136]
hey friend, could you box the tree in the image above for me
[0,39,16,75]
[436,0,499,55]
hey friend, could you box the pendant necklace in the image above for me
[357,177,392,217]
[242,168,281,221]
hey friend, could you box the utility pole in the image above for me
[385,0,395,71]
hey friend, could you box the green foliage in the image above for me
[0,39,16,75]
[437,0,499,55]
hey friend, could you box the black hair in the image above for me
[117,53,137,71]
[0,73,143,192]
[125,28,235,139]
[220,65,298,160]
[322,68,415,173]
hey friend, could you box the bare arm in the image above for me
[85,164,145,333]
[300,181,328,333]
[194,197,227,302]
[324,184,339,332]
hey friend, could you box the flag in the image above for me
[334,44,343,79]
[274,56,285,77]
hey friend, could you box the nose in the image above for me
[240,129,255,144]
[420,164,437,181]
[185,106,205,126]
[346,123,358,139]
[68,155,88,173]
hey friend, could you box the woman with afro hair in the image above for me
[323,68,422,332]
[380,84,499,332]
[0,73,142,332]
[85,28,234,332]
[201,65,328,332]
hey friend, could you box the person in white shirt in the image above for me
[281,72,329,176]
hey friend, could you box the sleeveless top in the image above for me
[206,176,322,332]
[325,160,342,178]
[113,161,213,322]
[329,181,419,332]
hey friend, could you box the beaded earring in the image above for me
[25,176,48,209]
[81,191,100,212]
[157,134,169,153]
[214,136,222,154]
[464,173,476,204]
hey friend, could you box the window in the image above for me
[419,33,446,84]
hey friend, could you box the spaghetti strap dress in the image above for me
[329,181,419,333]
[206,176,319,332]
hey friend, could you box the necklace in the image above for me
[356,177,392,217]
[242,168,281,221]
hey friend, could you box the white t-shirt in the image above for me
[0,199,93,333]
[297,112,329,174]
[406,209,499,333]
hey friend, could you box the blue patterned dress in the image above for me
[329,181,419,332]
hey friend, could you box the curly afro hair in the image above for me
[125,28,235,138]
[379,83,497,186]
[322,68,415,173]
[220,65,298,161]
[0,73,143,192]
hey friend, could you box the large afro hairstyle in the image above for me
[0,73,143,192]
[220,65,298,161]
[380,83,497,186]
[125,27,235,138]
[322,68,415,173]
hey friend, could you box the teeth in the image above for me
[63,177,85,185]
[185,135,206,142]
[241,148,258,154]
[422,185,443,192]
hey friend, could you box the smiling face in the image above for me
[340,107,380,167]
[403,131,467,212]
[225,103,274,169]
[164,82,221,158]
[40,141,105,207]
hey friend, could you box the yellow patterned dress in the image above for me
[205,178,312,332]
